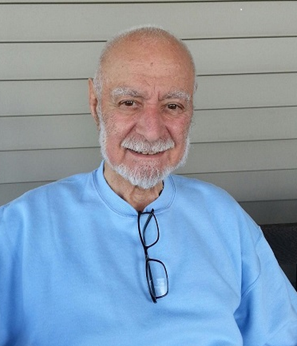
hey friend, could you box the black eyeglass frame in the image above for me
[137,209,169,303]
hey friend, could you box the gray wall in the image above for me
[1,0,297,224]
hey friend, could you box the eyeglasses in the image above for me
[137,209,169,303]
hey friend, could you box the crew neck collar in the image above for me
[93,161,175,216]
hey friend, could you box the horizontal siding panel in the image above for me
[191,107,297,143]
[189,37,297,76]
[1,140,297,184]
[0,115,97,150]
[177,139,297,174]
[1,107,297,151]
[241,200,297,224]
[1,2,297,42]
[0,80,89,116]
[196,73,297,110]
[187,170,297,202]
[2,37,297,80]
[1,74,297,116]
[0,42,104,80]
[0,148,101,184]
[0,181,50,206]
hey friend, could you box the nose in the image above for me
[136,105,165,142]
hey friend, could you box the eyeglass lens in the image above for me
[146,259,168,299]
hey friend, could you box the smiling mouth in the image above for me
[128,148,164,156]
[121,137,175,156]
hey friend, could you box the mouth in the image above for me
[127,148,165,156]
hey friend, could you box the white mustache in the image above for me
[121,137,175,155]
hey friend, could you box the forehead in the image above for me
[101,35,195,94]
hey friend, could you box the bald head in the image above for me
[93,26,196,102]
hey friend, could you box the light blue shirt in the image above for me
[1,161,297,345]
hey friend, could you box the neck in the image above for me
[103,162,163,211]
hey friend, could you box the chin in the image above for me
[115,162,173,189]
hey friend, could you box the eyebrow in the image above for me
[111,87,144,99]
[111,87,191,103]
[162,90,191,103]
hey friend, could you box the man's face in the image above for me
[98,37,195,188]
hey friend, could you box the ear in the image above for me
[88,78,100,129]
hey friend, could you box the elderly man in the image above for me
[1,26,297,346]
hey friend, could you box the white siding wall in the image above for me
[0,0,297,224]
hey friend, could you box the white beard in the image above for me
[98,114,190,189]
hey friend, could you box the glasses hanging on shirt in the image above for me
[138,209,169,303]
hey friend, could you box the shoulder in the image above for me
[170,174,236,206]
[169,174,261,242]
[0,171,94,220]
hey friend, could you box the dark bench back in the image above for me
[261,223,297,289]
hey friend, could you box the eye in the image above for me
[165,103,185,114]
[116,98,142,114]
[120,100,136,107]
[167,104,180,110]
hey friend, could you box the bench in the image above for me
[261,223,297,290]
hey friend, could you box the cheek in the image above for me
[170,118,191,143]
[102,115,124,142]
[103,121,134,155]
